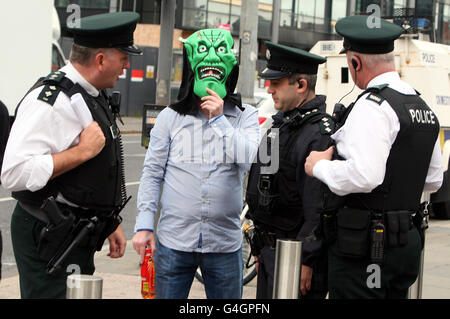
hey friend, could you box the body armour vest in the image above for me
[345,86,440,211]
[246,104,334,232]
[12,72,126,212]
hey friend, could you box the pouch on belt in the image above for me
[336,207,371,258]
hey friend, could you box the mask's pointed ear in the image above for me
[184,43,192,59]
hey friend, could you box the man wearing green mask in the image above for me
[133,29,260,299]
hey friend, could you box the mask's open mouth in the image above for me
[198,66,225,81]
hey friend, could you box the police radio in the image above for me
[257,173,274,211]
[109,91,123,124]
[370,216,385,265]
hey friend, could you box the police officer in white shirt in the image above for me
[304,15,443,299]
[1,12,142,299]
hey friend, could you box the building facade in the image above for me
[55,0,450,115]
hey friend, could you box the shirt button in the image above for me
[213,124,217,127]
[202,198,207,203]
[202,179,207,183]
[202,217,208,223]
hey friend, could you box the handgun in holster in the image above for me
[37,197,76,264]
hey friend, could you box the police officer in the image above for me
[246,42,332,299]
[305,15,443,299]
[1,12,142,298]
[0,100,10,281]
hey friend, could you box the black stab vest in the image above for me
[12,76,125,212]
[246,108,333,232]
[345,87,440,211]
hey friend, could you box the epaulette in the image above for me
[37,83,62,106]
[365,83,388,106]
[37,71,66,106]
[366,92,386,105]
[318,115,335,135]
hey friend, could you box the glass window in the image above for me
[208,0,230,14]
[416,0,434,17]
[296,0,315,30]
[315,0,326,32]
[207,0,231,28]
[331,0,346,21]
[231,0,241,15]
[280,0,294,27]
[182,7,207,29]
[207,12,230,28]
[184,0,207,8]
[55,0,110,8]
[331,0,347,33]
[394,0,406,9]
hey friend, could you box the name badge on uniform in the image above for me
[110,124,120,139]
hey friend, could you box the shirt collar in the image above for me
[222,99,239,118]
[60,62,100,97]
[366,71,399,89]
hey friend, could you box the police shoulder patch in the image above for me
[366,92,385,105]
[37,84,62,106]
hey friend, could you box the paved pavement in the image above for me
[2,218,450,299]
[1,117,449,299]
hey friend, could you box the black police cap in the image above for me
[336,15,404,54]
[260,41,326,80]
[66,12,142,55]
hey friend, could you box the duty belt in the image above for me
[258,227,298,248]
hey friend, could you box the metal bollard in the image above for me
[272,239,303,299]
[66,274,103,299]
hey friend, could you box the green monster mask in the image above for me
[184,29,237,99]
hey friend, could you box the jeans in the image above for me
[154,240,243,299]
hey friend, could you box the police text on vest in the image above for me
[409,109,435,124]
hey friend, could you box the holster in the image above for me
[35,203,122,262]
[36,204,77,262]
[413,203,429,249]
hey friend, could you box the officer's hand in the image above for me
[107,225,126,258]
[200,88,224,119]
[300,265,313,296]
[132,230,156,264]
[304,146,334,177]
[78,121,106,161]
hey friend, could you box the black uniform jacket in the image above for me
[247,95,333,267]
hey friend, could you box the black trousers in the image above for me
[11,203,96,299]
[328,227,422,299]
[256,245,328,299]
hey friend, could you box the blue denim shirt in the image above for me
[135,102,259,253]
